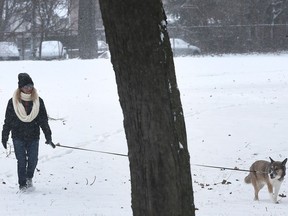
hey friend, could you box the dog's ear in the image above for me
[269,157,275,163]
[282,158,288,166]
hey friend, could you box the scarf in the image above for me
[12,89,40,122]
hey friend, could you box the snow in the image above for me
[0,53,288,215]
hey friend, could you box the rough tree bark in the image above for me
[78,0,97,59]
[99,1,195,215]
[0,0,4,41]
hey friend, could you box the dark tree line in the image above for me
[164,0,288,54]
[2,0,287,57]
[165,0,288,26]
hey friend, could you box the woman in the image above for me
[1,73,55,191]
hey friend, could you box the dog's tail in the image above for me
[244,174,251,184]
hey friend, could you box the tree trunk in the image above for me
[78,0,98,59]
[31,0,37,59]
[99,1,195,215]
[0,0,3,41]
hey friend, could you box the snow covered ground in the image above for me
[0,53,288,215]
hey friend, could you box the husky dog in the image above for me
[245,157,287,203]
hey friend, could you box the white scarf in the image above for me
[12,89,40,122]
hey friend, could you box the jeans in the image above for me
[13,139,39,187]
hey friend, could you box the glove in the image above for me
[45,140,56,149]
[2,142,7,149]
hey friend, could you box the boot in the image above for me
[26,178,33,188]
[19,184,28,192]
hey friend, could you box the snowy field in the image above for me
[0,53,288,215]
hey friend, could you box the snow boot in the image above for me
[26,178,33,188]
[19,185,28,193]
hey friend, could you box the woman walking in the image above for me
[1,73,55,191]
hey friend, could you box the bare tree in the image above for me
[0,0,31,40]
[78,0,97,59]
[99,0,195,215]
[33,0,69,58]
[0,0,70,55]
[36,0,69,35]
[0,0,4,39]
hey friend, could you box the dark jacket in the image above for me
[2,97,52,143]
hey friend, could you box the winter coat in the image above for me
[2,97,52,143]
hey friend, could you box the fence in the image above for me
[1,24,287,59]
[168,24,288,54]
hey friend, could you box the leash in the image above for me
[193,164,255,173]
[55,143,128,157]
[51,144,268,174]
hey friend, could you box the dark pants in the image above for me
[13,139,39,187]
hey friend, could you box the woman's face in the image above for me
[21,84,34,94]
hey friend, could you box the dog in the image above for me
[244,157,287,203]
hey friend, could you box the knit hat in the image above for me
[18,73,34,88]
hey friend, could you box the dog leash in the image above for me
[50,144,272,174]
[55,143,128,157]
[193,164,255,173]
